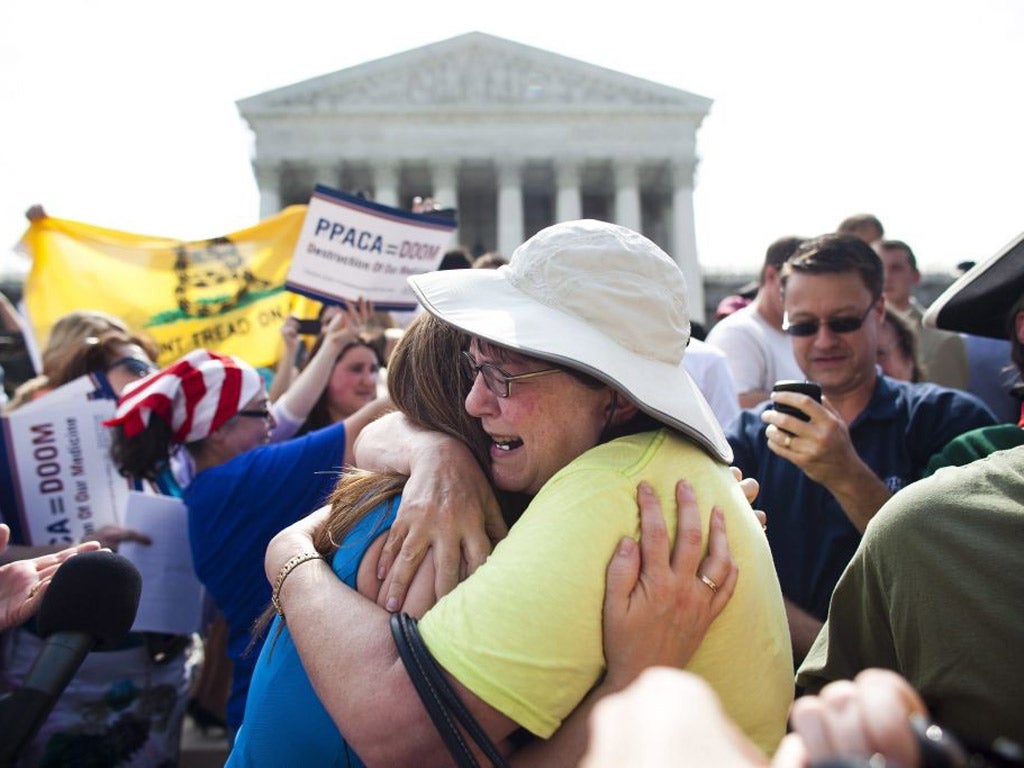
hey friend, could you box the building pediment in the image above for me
[237,32,711,117]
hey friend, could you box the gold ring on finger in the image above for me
[699,573,719,594]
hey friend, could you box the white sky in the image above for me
[2,0,1022,277]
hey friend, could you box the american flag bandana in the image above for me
[104,349,263,443]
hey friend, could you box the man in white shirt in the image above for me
[682,338,740,428]
[707,237,805,407]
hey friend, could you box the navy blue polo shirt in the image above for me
[727,375,996,620]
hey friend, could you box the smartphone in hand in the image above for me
[772,380,822,423]
[296,319,322,336]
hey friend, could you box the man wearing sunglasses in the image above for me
[726,233,996,663]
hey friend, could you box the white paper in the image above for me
[0,374,128,545]
[119,491,203,635]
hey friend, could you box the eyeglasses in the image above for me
[106,357,157,378]
[461,351,560,398]
[783,305,876,338]
[237,407,272,421]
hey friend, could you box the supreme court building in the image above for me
[237,32,712,318]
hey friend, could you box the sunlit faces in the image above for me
[783,271,883,398]
[221,392,275,456]
[876,319,916,382]
[878,246,920,308]
[103,343,157,396]
[326,345,379,420]
[463,341,615,496]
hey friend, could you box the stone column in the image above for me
[432,162,458,211]
[497,161,524,257]
[614,160,642,232]
[372,161,400,208]
[670,159,706,324]
[254,162,281,219]
[315,161,339,191]
[555,161,582,222]
[432,161,460,244]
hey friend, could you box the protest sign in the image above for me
[0,375,129,545]
[286,185,457,311]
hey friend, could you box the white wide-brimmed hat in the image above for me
[924,229,1024,339]
[408,219,732,463]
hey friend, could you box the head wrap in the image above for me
[104,349,263,444]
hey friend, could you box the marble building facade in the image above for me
[237,32,713,319]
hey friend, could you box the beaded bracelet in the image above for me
[271,552,324,619]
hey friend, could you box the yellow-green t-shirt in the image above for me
[418,429,793,755]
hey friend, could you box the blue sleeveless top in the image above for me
[227,495,399,767]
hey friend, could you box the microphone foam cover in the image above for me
[36,551,142,649]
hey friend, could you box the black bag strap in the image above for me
[390,612,509,768]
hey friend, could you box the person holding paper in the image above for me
[105,348,391,738]
[1,326,159,562]
[0,327,194,767]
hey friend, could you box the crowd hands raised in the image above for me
[0,204,1020,767]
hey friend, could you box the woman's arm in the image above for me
[267,512,509,766]
[272,302,371,435]
[0,291,26,334]
[267,315,300,403]
[0,525,150,566]
[353,411,504,609]
[366,436,763,615]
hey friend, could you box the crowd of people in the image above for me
[0,205,1021,768]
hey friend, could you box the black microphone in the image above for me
[0,550,141,767]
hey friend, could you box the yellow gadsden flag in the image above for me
[21,207,311,368]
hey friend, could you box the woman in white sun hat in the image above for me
[267,219,793,764]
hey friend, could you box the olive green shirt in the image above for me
[797,446,1024,746]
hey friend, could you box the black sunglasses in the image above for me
[106,357,157,377]
[783,305,875,338]
[237,408,272,420]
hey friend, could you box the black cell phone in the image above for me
[772,380,822,422]
[296,319,322,336]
